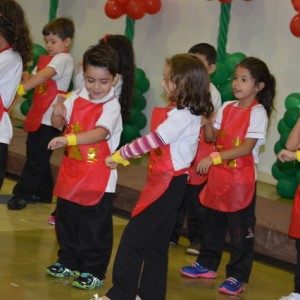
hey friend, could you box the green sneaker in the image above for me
[72,273,104,289]
[46,262,80,278]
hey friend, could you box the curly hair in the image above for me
[0,0,32,70]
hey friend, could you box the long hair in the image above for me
[166,53,214,117]
[0,0,32,70]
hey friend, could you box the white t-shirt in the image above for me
[156,107,201,171]
[41,52,74,126]
[210,82,221,112]
[0,48,22,144]
[214,100,268,164]
[64,87,122,192]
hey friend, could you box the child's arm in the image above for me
[286,118,300,151]
[277,149,297,162]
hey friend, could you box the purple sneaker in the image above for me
[180,262,217,278]
[219,277,244,295]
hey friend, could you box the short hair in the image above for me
[188,43,217,66]
[42,17,75,40]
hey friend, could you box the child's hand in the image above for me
[57,94,67,104]
[48,136,68,150]
[277,149,297,162]
[52,101,67,119]
[105,156,118,169]
[197,156,213,175]
[21,71,31,83]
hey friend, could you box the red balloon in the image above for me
[144,0,161,14]
[105,0,125,19]
[116,0,128,6]
[219,0,233,3]
[290,13,300,37]
[126,0,146,20]
[292,0,300,12]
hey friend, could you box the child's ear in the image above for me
[64,37,72,48]
[208,64,216,74]
[256,82,265,92]
[113,73,120,86]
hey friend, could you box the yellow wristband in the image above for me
[296,150,300,162]
[111,150,130,166]
[210,152,222,165]
[65,134,77,146]
[17,84,27,96]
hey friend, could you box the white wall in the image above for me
[17,0,300,184]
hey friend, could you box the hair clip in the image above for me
[103,34,114,44]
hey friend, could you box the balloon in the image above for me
[126,107,140,124]
[271,162,286,180]
[120,124,141,146]
[279,132,291,148]
[290,13,300,37]
[116,0,128,6]
[219,0,233,2]
[224,52,247,74]
[125,0,146,20]
[277,118,291,135]
[22,88,34,101]
[296,169,300,184]
[292,0,300,12]
[32,44,47,66]
[276,176,298,199]
[274,141,283,155]
[138,77,150,93]
[135,68,150,93]
[284,107,300,128]
[133,89,147,110]
[277,159,299,176]
[219,80,235,102]
[145,0,162,14]
[20,100,31,116]
[210,63,230,86]
[136,112,147,129]
[285,93,300,109]
[135,68,146,84]
[105,0,125,19]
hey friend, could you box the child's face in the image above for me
[44,33,71,56]
[84,65,116,101]
[161,63,176,99]
[193,53,215,74]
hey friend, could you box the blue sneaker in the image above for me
[180,262,217,278]
[219,277,244,295]
[72,273,104,290]
[46,262,80,278]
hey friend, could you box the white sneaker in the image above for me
[279,293,300,300]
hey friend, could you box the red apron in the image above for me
[200,101,258,212]
[53,97,112,206]
[131,105,187,217]
[24,55,64,132]
[188,126,214,185]
[289,185,300,238]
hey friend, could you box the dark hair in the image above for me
[99,34,135,120]
[166,53,214,117]
[188,43,217,66]
[0,0,32,70]
[42,17,75,40]
[237,57,276,117]
[83,44,119,78]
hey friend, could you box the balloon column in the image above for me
[290,0,300,37]
[104,0,162,146]
[272,93,300,198]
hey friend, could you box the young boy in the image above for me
[170,43,221,255]
[7,17,75,210]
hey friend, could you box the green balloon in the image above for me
[138,77,150,94]
[22,88,34,101]
[119,124,141,146]
[20,99,31,116]
[219,80,235,102]
[210,63,230,86]
[32,43,47,66]
[135,68,146,86]
[133,89,147,110]
[284,107,300,128]
[285,93,300,109]
[126,107,140,124]
[274,141,283,155]
[296,169,300,184]
[279,132,290,148]
[224,52,247,74]
[136,112,147,130]
[277,159,299,176]
[277,118,291,135]
[276,176,297,199]
[271,161,286,180]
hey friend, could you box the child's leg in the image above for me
[106,175,187,300]
[226,193,256,283]
[0,143,8,190]
[295,238,300,293]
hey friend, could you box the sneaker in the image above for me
[169,241,177,246]
[7,196,27,210]
[46,262,79,278]
[186,242,201,255]
[219,277,244,295]
[72,273,104,290]
[48,215,55,225]
[180,262,217,278]
[279,293,300,300]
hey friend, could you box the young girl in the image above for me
[181,57,276,296]
[48,34,135,225]
[0,0,32,190]
[278,118,300,300]
[101,53,214,300]
[46,44,122,290]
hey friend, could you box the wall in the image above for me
[17,0,300,184]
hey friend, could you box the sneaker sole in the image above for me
[218,286,244,295]
[180,269,217,279]
[186,248,200,255]
[72,280,104,290]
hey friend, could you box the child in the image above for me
[7,17,75,210]
[278,118,300,300]
[180,57,276,296]
[101,53,214,300]
[170,43,221,256]
[48,34,135,225]
[46,44,122,290]
[0,0,32,191]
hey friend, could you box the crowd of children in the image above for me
[2,1,299,300]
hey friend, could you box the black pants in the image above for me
[170,182,206,244]
[197,190,256,283]
[13,125,60,201]
[56,193,113,280]
[106,175,188,300]
[0,143,8,190]
[295,238,300,293]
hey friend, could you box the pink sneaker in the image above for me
[48,215,55,225]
